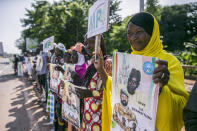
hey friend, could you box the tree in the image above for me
[159,3,197,51]
[108,16,132,54]
[45,1,69,43]
[60,1,88,48]
[81,0,122,54]
[21,1,51,42]
[15,37,25,53]
[18,0,122,53]
[145,0,161,20]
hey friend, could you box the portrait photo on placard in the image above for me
[62,81,81,129]
[111,52,159,131]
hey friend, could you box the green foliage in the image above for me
[57,1,88,49]
[178,41,197,76]
[159,3,197,51]
[15,37,25,53]
[178,41,197,66]
[17,0,197,65]
[145,0,161,20]
[108,16,132,54]
[20,1,51,44]
[17,0,121,53]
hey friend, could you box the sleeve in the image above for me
[102,76,112,131]
[92,57,113,98]
[156,53,189,131]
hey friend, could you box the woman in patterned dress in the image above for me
[76,35,112,131]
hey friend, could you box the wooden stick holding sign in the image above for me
[95,34,101,61]
[87,0,110,61]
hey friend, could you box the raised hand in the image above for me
[75,88,93,99]
[153,59,170,87]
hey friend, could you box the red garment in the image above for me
[82,73,103,131]
[82,58,112,131]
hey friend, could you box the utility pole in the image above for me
[140,0,144,12]
[0,42,4,56]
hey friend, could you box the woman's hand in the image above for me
[92,49,108,90]
[75,88,93,99]
[55,65,64,73]
[71,71,78,79]
[47,63,50,69]
[153,60,170,87]
[92,49,105,73]
[71,71,82,85]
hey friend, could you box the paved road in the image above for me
[0,57,51,131]
[0,57,12,75]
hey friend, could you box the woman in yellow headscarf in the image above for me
[94,12,188,131]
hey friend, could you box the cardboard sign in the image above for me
[49,63,75,96]
[87,0,110,38]
[62,81,82,129]
[49,64,61,94]
[26,38,38,51]
[43,36,54,52]
[62,63,75,82]
[57,63,75,97]
[111,52,159,131]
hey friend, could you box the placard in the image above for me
[49,64,61,94]
[57,63,75,97]
[111,52,159,131]
[62,81,82,129]
[43,36,54,52]
[87,0,110,38]
[62,63,75,82]
[26,38,38,51]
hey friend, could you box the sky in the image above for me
[0,0,196,54]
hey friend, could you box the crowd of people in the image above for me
[11,12,197,131]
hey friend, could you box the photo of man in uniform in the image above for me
[127,68,141,95]
[113,89,137,130]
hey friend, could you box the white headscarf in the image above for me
[57,43,66,52]
[53,43,57,48]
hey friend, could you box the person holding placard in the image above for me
[96,12,189,131]
[48,42,57,63]
[24,52,32,80]
[13,54,19,74]
[37,44,49,102]
[56,45,85,131]
[71,43,87,86]
[51,43,67,131]
[75,35,112,131]
[51,43,65,64]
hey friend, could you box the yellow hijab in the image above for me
[102,14,188,131]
